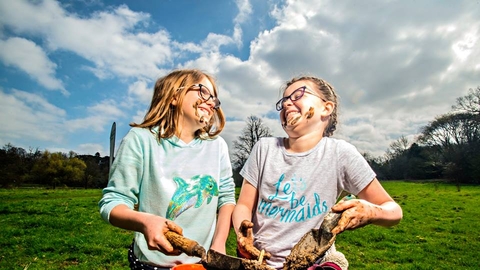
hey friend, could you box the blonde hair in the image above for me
[131,69,225,140]
[282,76,338,137]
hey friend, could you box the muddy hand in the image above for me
[142,216,183,256]
[159,220,184,256]
[237,220,271,262]
[331,198,379,234]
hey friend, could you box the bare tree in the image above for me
[385,135,410,160]
[452,86,480,115]
[232,115,273,171]
[417,86,480,184]
[418,113,478,147]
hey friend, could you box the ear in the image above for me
[321,101,335,116]
[171,95,178,106]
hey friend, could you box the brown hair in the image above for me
[282,76,338,137]
[130,69,225,140]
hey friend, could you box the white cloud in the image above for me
[0,0,171,81]
[1,0,479,159]
[232,0,253,47]
[0,88,66,143]
[66,99,126,132]
[128,80,152,105]
[206,0,480,157]
[0,37,67,94]
[77,143,105,156]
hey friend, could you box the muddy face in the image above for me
[193,100,211,125]
[306,107,314,119]
[287,113,302,126]
[282,107,315,128]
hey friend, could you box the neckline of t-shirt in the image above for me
[280,137,326,157]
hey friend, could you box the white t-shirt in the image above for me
[240,136,375,269]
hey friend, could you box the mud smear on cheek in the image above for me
[306,107,314,119]
[192,100,208,123]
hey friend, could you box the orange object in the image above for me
[171,264,206,270]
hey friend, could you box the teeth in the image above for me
[288,115,301,125]
[285,112,301,126]
[198,108,210,123]
[286,111,299,120]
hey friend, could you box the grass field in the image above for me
[0,182,479,269]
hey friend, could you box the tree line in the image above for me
[0,146,109,188]
[231,87,480,186]
[1,87,478,188]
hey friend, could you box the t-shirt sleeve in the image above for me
[338,141,376,195]
[239,139,263,188]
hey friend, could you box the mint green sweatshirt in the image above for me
[99,127,236,266]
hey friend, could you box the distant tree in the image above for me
[231,115,272,186]
[419,113,478,147]
[82,158,101,188]
[382,136,411,180]
[0,144,25,187]
[362,152,387,180]
[452,86,480,115]
[385,136,409,159]
[77,154,109,188]
[418,87,480,184]
[31,151,87,188]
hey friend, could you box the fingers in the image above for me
[331,213,351,234]
[144,218,185,256]
[237,245,254,259]
[152,241,182,256]
[331,200,376,234]
[331,196,357,212]
[238,240,260,259]
[165,220,183,235]
[147,234,180,255]
[236,220,271,263]
[237,220,258,260]
[239,220,254,238]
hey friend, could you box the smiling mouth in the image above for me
[285,111,301,126]
[198,108,212,123]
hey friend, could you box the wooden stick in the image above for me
[258,249,265,263]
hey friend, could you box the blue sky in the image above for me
[0,0,479,158]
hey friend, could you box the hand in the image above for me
[236,220,271,262]
[141,215,183,256]
[330,199,380,234]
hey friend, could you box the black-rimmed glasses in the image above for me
[181,84,221,110]
[275,86,325,111]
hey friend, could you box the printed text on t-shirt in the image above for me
[258,173,328,222]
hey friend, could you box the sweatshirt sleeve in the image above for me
[216,137,236,209]
[98,129,144,223]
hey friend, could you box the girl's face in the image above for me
[279,80,331,135]
[177,77,218,134]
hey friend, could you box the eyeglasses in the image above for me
[275,86,326,111]
[180,84,221,110]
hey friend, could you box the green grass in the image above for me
[0,182,479,269]
[337,182,480,269]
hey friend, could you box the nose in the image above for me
[282,97,294,109]
[205,96,221,110]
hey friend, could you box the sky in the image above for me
[0,0,479,159]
